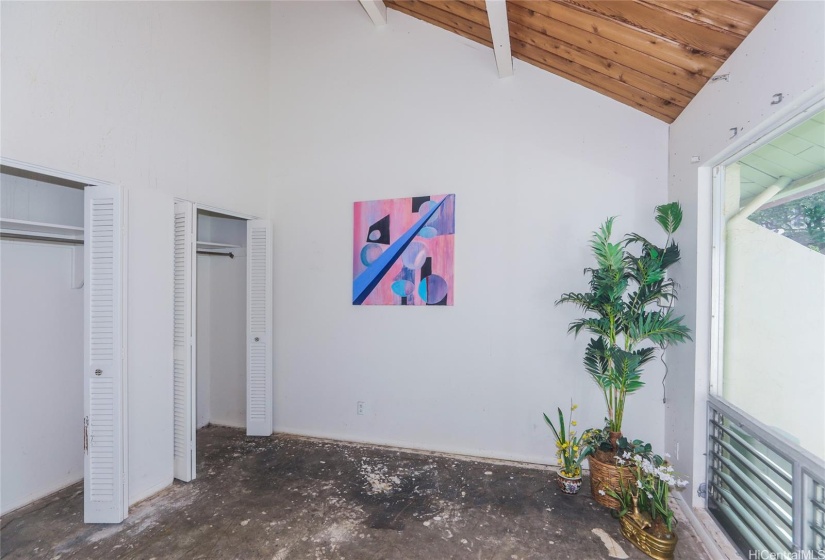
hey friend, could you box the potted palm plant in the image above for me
[557,202,691,508]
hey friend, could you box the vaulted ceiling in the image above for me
[381,0,777,123]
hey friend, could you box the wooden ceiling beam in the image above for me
[359,0,388,26]
[486,0,514,77]
[509,1,719,81]
[507,3,704,95]
[508,20,691,108]
[564,0,742,60]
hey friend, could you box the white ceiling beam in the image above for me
[359,0,387,26]
[485,0,513,78]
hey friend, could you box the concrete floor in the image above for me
[1,426,710,559]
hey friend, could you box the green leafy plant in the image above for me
[556,203,692,434]
[616,437,661,464]
[544,402,588,478]
[581,425,613,455]
[605,450,688,534]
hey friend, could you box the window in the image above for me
[708,109,825,555]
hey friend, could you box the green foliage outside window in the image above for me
[750,190,825,252]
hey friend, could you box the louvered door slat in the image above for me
[173,201,196,481]
[246,220,273,436]
[84,186,126,523]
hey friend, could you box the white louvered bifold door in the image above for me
[84,185,127,524]
[246,220,273,436]
[173,201,196,482]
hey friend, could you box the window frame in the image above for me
[708,97,825,399]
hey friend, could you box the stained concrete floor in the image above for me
[1,426,710,559]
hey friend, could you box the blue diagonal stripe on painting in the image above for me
[353,198,445,305]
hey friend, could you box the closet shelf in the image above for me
[196,241,241,254]
[0,218,84,241]
[197,241,239,248]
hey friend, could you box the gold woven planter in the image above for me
[588,454,634,509]
[619,514,678,560]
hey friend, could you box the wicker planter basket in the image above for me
[588,454,635,509]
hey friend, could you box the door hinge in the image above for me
[697,482,708,499]
[83,416,89,453]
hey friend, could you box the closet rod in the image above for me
[197,250,234,258]
[0,232,83,245]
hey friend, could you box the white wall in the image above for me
[206,255,247,428]
[0,173,84,226]
[725,220,825,459]
[1,1,271,509]
[196,254,247,429]
[196,256,212,429]
[1,174,85,514]
[667,0,825,503]
[0,240,84,514]
[126,188,175,505]
[196,213,248,429]
[1,1,272,219]
[269,2,670,464]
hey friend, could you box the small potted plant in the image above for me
[605,448,689,559]
[544,402,589,494]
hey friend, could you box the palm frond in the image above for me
[590,218,624,271]
[584,338,611,388]
[632,346,657,366]
[629,310,692,346]
[556,291,598,311]
[655,202,683,235]
[660,241,681,270]
[624,281,669,315]
[609,347,645,394]
[568,317,612,339]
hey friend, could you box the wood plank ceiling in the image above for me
[384,0,776,123]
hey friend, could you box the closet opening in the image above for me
[173,202,272,483]
[196,210,248,433]
[1,166,86,516]
[1,162,128,523]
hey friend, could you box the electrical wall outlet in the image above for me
[357,401,365,415]
[658,281,673,308]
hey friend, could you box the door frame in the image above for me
[0,156,128,523]
[174,201,267,482]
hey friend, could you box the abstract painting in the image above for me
[353,194,455,306]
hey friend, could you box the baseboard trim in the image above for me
[1,477,83,517]
[273,427,564,473]
[208,420,246,430]
[129,478,173,508]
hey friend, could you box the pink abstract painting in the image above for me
[353,194,455,306]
